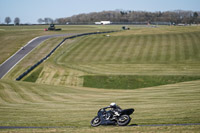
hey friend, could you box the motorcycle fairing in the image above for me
[99,115,116,125]
[120,109,134,115]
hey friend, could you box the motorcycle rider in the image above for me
[104,103,122,120]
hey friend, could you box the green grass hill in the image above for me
[1,25,200,132]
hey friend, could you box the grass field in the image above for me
[1,25,200,132]
[83,75,200,89]
[0,25,118,64]
[0,79,200,132]
[17,26,200,88]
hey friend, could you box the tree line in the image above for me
[37,18,54,24]
[55,10,200,25]
[4,17,20,25]
[3,10,200,25]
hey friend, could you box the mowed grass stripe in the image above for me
[5,83,30,103]
[174,34,181,61]
[136,35,149,62]
[194,32,200,58]
[100,37,121,62]
[58,31,200,65]
[170,34,177,62]
[28,84,69,102]
[169,34,175,62]
[186,33,196,60]
[121,36,135,62]
[154,34,162,61]
[56,38,83,63]
[131,36,142,62]
[190,33,200,59]
[164,34,171,61]
[118,36,134,62]
[181,33,190,60]
[0,84,7,104]
[10,83,35,103]
[64,37,92,62]
[134,35,145,61]
[98,37,118,62]
[0,83,76,108]
[160,34,168,62]
[187,33,197,59]
[28,86,55,102]
[0,86,14,104]
[109,37,125,63]
[71,38,96,62]
[0,83,21,103]
[145,34,156,62]
[104,37,121,62]
[150,35,159,62]
[78,37,104,62]
[88,37,109,62]
[16,84,46,103]
[141,35,153,62]
[112,37,128,62]
[75,63,200,75]
[179,34,186,61]
[166,34,175,62]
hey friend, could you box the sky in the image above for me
[0,0,200,24]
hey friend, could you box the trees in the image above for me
[193,12,198,18]
[37,18,44,24]
[5,17,11,24]
[38,18,54,24]
[193,12,199,24]
[55,10,200,25]
[55,18,66,24]
[14,17,20,25]
[44,18,54,24]
[4,17,21,25]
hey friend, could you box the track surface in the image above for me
[0,123,200,129]
[0,33,76,79]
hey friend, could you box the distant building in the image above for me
[95,22,101,25]
[95,21,111,25]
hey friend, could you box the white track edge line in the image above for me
[0,37,39,67]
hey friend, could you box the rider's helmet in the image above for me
[110,102,117,108]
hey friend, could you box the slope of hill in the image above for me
[19,26,200,88]
[0,25,200,132]
[0,79,200,132]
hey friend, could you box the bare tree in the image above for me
[5,17,11,24]
[193,12,199,24]
[44,18,54,24]
[55,18,67,24]
[14,17,20,25]
[37,18,44,24]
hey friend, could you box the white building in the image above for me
[95,21,111,25]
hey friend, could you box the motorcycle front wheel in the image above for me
[117,115,131,126]
[91,116,101,127]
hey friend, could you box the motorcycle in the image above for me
[91,107,134,127]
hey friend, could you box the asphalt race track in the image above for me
[0,33,77,79]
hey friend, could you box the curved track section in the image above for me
[15,31,116,81]
[0,33,76,79]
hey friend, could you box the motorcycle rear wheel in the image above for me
[91,116,101,127]
[117,115,131,126]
